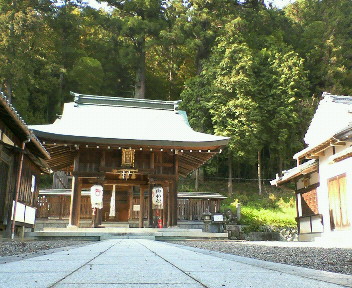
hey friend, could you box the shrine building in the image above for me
[30,93,229,228]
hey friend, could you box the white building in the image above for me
[271,92,352,242]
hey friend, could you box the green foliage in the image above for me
[180,178,297,228]
[240,206,296,228]
[222,187,296,228]
[2,0,352,185]
[69,57,104,94]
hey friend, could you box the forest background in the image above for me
[1,0,352,191]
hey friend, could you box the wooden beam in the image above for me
[81,179,148,189]
[331,141,346,146]
[178,161,197,171]
[47,153,74,162]
[154,162,173,167]
[104,179,148,185]
[148,174,177,180]
[72,171,105,177]
[103,168,155,174]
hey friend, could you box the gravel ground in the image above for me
[173,240,352,275]
[0,239,93,258]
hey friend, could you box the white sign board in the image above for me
[11,201,25,223]
[213,214,224,222]
[133,205,140,212]
[152,186,163,209]
[90,185,104,209]
[11,201,36,225]
[25,206,36,225]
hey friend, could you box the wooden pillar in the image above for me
[139,185,146,228]
[172,181,178,226]
[163,184,168,227]
[148,184,153,227]
[100,150,106,169]
[128,186,133,221]
[172,152,179,226]
[148,152,155,228]
[150,152,155,170]
[69,176,81,226]
[69,153,81,227]
[168,181,172,227]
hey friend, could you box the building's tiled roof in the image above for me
[30,93,229,149]
[0,92,50,161]
[178,192,227,199]
[270,159,318,186]
[304,92,352,146]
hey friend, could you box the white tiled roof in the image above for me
[30,94,229,148]
[304,92,352,146]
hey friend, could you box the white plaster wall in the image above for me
[296,171,319,190]
[318,145,352,233]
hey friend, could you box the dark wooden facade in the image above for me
[38,146,183,227]
[0,93,50,233]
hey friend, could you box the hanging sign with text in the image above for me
[152,186,163,209]
[90,185,104,209]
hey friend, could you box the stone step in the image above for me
[25,229,228,241]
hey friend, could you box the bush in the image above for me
[221,184,296,229]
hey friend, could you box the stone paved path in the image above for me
[0,239,351,288]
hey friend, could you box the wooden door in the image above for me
[116,191,129,221]
[0,161,9,221]
[328,174,350,230]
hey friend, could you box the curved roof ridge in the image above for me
[71,92,181,111]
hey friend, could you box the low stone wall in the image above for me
[226,224,298,241]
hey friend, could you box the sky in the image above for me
[87,0,296,10]
[264,0,296,9]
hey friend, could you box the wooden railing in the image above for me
[37,195,91,219]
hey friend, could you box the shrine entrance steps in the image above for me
[25,227,228,241]
[35,219,206,231]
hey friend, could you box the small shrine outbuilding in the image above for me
[30,93,229,228]
[0,92,50,235]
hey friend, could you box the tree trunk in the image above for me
[168,46,173,100]
[195,168,199,191]
[258,150,262,195]
[134,39,146,99]
[278,154,283,177]
[228,151,233,196]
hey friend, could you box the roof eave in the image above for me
[0,93,50,160]
[271,160,318,186]
[32,130,229,150]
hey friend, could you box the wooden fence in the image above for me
[36,192,226,221]
[37,195,91,219]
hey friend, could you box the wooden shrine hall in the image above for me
[30,93,229,228]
